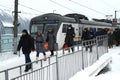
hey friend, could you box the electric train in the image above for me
[30,13,114,49]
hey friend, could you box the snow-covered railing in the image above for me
[0,35,108,80]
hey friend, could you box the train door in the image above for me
[57,23,69,49]
[78,24,84,40]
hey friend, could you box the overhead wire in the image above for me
[18,3,45,14]
[69,0,106,16]
[49,0,93,18]
[0,4,40,15]
[49,0,77,12]
[98,0,116,10]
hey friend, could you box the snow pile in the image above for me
[70,47,120,80]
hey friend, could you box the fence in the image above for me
[0,35,108,80]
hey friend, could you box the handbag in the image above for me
[63,43,68,50]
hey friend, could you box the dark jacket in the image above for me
[108,33,114,45]
[46,32,56,50]
[82,30,90,40]
[36,35,46,52]
[89,31,95,39]
[17,34,35,54]
[65,27,75,46]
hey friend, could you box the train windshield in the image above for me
[31,23,58,35]
[31,24,44,34]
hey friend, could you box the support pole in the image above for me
[13,0,19,54]
[115,10,117,19]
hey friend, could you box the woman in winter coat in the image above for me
[36,32,46,61]
[46,29,56,56]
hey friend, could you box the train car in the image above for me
[30,13,113,49]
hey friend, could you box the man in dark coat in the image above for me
[82,28,93,52]
[17,29,35,72]
[114,29,120,46]
[65,24,75,52]
[82,28,90,40]
[46,29,56,56]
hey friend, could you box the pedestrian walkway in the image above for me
[0,51,51,71]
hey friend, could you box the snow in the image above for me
[69,47,120,80]
[0,46,120,80]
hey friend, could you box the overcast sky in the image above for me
[0,0,120,19]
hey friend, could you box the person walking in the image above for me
[107,29,114,48]
[36,31,46,61]
[46,28,56,56]
[17,29,35,72]
[81,28,92,52]
[65,24,75,52]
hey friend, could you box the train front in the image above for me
[29,13,61,41]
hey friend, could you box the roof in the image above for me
[31,13,76,23]
[80,19,112,27]
[0,10,31,34]
[31,13,115,28]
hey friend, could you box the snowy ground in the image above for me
[0,46,120,80]
[69,46,120,80]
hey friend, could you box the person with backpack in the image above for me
[35,31,46,61]
[17,29,35,72]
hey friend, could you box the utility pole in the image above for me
[13,0,19,54]
[115,10,117,19]
[112,10,118,26]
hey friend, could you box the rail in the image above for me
[0,35,108,80]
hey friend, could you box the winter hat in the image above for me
[22,29,28,34]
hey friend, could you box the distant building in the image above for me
[0,10,34,35]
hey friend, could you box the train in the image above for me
[29,13,115,49]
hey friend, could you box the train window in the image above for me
[62,24,68,33]
[31,24,44,33]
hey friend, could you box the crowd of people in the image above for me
[17,29,56,72]
[17,25,120,72]
[82,28,120,49]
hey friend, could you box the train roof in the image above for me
[65,13,89,20]
[31,13,76,23]
[31,13,113,27]
[80,19,112,27]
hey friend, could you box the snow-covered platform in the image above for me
[69,47,120,80]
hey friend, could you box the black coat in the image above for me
[82,31,90,40]
[17,34,35,54]
[46,32,56,50]
[65,27,75,46]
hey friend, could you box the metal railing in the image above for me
[0,35,108,80]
